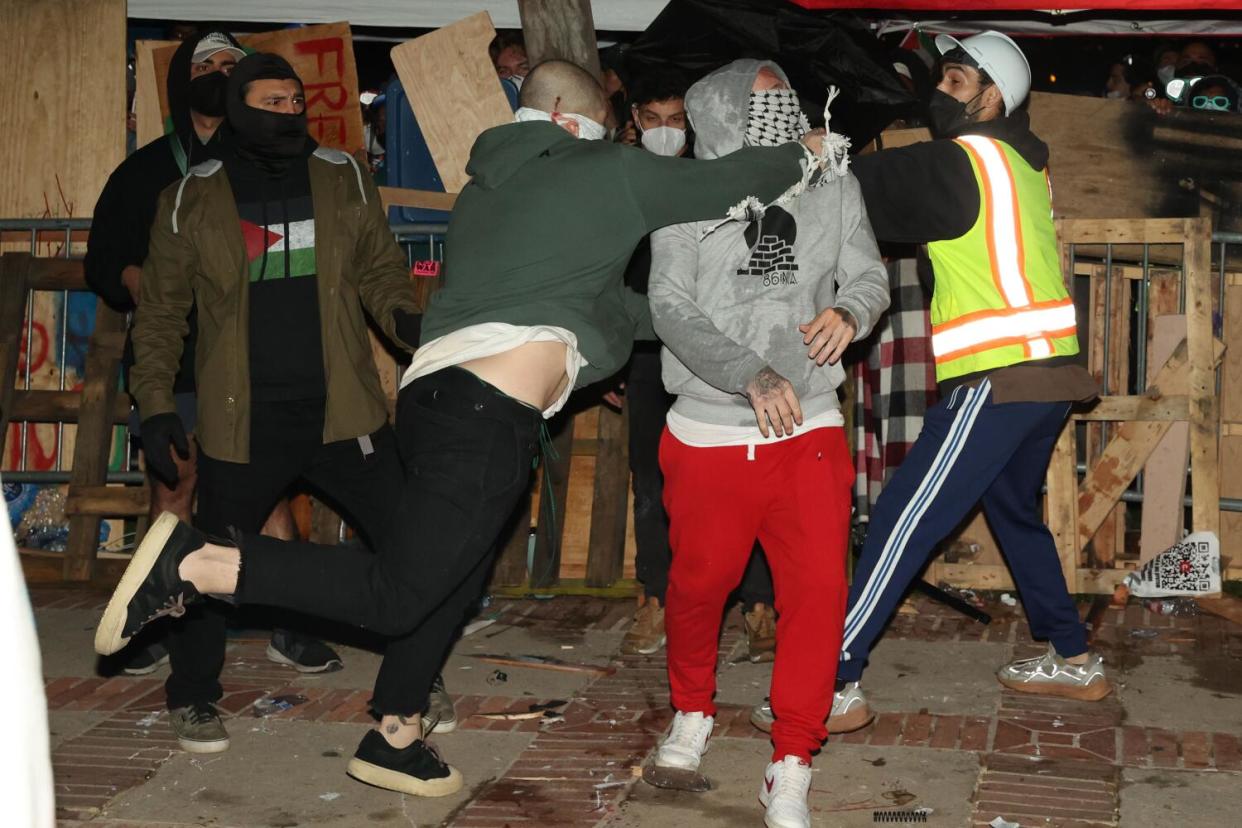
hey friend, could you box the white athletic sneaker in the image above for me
[750,682,875,734]
[759,755,812,828]
[655,711,714,771]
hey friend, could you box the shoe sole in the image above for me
[122,655,171,676]
[178,735,230,754]
[95,513,180,656]
[749,703,875,735]
[998,674,1113,701]
[265,644,344,674]
[346,758,463,796]
[424,717,458,735]
[621,635,666,656]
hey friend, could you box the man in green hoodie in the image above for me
[97,59,825,796]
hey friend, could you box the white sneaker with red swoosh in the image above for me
[759,755,812,828]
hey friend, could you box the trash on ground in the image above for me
[475,700,567,722]
[1124,531,1221,598]
[641,764,712,792]
[319,792,341,802]
[471,653,615,677]
[252,694,309,717]
[486,669,508,685]
[990,817,1020,828]
[999,593,1017,607]
[461,617,498,637]
[1129,628,1161,639]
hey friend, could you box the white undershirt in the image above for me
[400,323,587,418]
[666,407,844,460]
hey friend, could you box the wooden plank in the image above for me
[1046,419,1080,591]
[134,39,177,149]
[391,13,514,193]
[1184,218,1220,537]
[1195,595,1242,626]
[61,303,128,581]
[1085,264,1129,566]
[0,255,31,454]
[518,0,603,79]
[1072,395,1189,422]
[1220,282,1242,566]
[1139,316,1190,562]
[1057,218,1193,247]
[585,404,628,587]
[378,187,459,213]
[65,485,148,517]
[0,0,125,220]
[25,256,87,291]
[530,412,574,588]
[9,390,130,424]
[19,549,128,586]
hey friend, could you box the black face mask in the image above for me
[229,104,308,174]
[187,70,229,117]
[927,88,988,139]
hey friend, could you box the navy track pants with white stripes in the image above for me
[838,378,1089,682]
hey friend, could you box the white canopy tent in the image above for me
[125,0,669,31]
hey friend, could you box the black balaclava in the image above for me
[166,29,244,170]
[226,53,310,176]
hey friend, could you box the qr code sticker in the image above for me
[1126,532,1221,597]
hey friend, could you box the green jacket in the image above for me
[421,122,805,386]
[131,147,421,463]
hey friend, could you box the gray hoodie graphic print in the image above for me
[649,59,891,429]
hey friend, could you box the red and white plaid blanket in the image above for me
[853,258,939,515]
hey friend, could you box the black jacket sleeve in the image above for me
[84,150,167,312]
[849,140,980,245]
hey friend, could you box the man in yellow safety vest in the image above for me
[751,31,1111,739]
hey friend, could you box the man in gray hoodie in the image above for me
[645,61,889,828]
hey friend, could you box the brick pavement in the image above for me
[40,590,1242,826]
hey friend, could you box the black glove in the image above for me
[140,411,190,486]
[393,310,423,352]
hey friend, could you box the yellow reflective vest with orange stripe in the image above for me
[926,134,1078,382]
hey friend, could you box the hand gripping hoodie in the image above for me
[649,60,891,428]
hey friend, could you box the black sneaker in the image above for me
[347,730,463,796]
[95,513,206,656]
[122,642,170,676]
[266,629,344,674]
[169,702,230,754]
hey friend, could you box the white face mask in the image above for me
[1157,64,1176,86]
[640,125,686,157]
[510,74,525,90]
[514,106,607,141]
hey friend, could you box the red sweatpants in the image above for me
[660,426,852,763]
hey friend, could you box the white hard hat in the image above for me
[935,31,1031,115]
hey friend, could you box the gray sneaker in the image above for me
[421,674,457,734]
[750,682,875,734]
[169,703,230,753]
[997,644,1112,701]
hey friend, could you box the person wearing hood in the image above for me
[126,53,424,755]
[616,68,781,664]
[751,33,1109,747]
[644,60,890,828]
[85,30,253,676]
[97,58,824,797]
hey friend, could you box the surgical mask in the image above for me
[640,125,686,157]
[514,106,607,141]
[511,74,525,90]
[188,70,229,117]
[1157,64,1176,86]
[744,88,810,147]
[927,88,988,139]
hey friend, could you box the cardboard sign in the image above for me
[391,12,514,193]
[140,22,364,155]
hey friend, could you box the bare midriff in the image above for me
[457,340,570,412]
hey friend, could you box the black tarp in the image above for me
[622,0,919,145]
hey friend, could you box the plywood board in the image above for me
[391,12,514,193]
[145,23,365,154]
[1139,315,1189,562]
[0,0,125,219]
[1220,284,1242,565]
[134,40,177,149]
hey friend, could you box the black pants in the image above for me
[163,399,403,709]
[628,348,774,606]
[237,368,542,717]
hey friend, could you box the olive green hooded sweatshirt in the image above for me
[420,121,806,386]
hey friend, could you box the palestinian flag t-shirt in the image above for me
[225,156,327,402]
